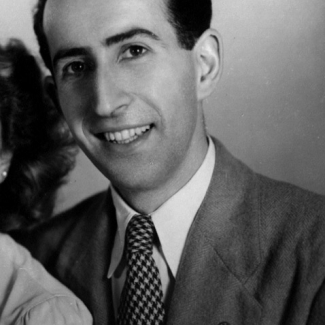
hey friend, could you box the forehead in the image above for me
[44,0,174,51]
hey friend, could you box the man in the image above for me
[16,0,325,324]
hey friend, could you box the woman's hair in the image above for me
[0,39,76,231]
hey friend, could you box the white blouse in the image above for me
[0,234,93,325]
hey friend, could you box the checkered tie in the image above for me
[117,214,165,325]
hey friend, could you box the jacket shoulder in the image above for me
[247,172,325,285]
[12,190,110,264]
[255,173,325,230]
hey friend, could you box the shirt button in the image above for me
[218,322,230,325]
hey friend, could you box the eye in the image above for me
[121,45,148,60]
[63,61,87,77]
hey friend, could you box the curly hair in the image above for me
[0,39,77,231]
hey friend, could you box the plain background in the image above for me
[1,0,325,213]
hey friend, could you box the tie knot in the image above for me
[126,214,154,256]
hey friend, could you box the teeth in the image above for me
[103,125,151,144]
[121,129,129,139]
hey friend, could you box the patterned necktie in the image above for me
[117,214,165,325]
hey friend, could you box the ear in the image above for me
[44,75,62,113]
[0,151,13,183]
[194,28,223,101]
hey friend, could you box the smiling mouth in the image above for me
[97,124,153,144]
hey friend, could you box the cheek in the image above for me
[139,60,198,118]
[57,85,86,128]
[162,68,198,128]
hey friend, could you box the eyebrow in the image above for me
[52,28,160,70]
[104,28,160,47]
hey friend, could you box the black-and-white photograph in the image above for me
[1,0,325,323]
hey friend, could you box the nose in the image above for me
[91,67,131,117]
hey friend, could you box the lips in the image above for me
[99,124,152,144]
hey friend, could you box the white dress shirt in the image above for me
[108,137,216,314]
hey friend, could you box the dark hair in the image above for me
[165,0,212,49]
[33,0,212,71]
[0,39,76,231]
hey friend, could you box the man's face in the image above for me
[44,0,207,195]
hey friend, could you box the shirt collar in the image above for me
[108,136,216,278]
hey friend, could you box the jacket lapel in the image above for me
[167,139,262,325]
[56,190,117,324]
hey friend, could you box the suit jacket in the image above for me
[14,138,325,325]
